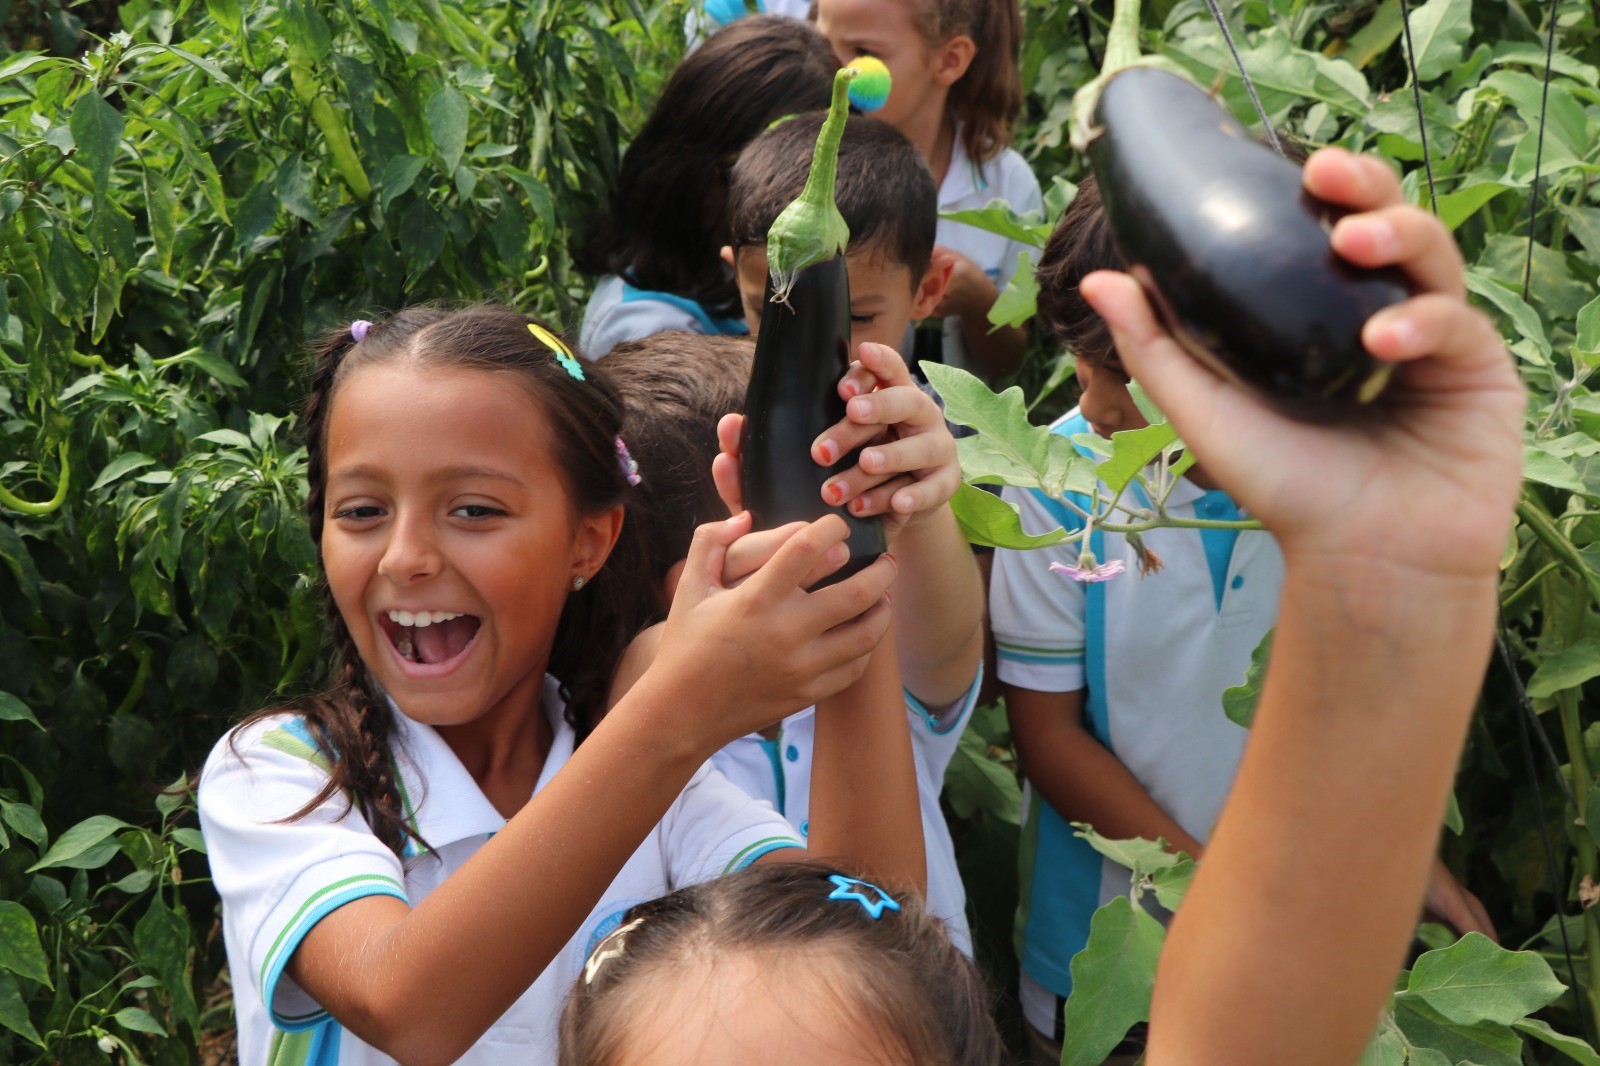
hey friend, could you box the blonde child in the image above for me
[815,0,1041,379]
[198,306,926,1064]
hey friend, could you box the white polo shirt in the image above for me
[578,274,749,360]
[199,676,802,1066]
[988,411,1282,1034]
[711,674,982,956]
[923,131,1043,377]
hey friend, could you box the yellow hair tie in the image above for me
[528,322,584,381]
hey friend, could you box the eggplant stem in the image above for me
[766,66,859,303]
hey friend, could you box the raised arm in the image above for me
[1081,148,1525,1064]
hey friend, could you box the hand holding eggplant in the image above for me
[1081,147,1524,583]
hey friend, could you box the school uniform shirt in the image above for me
[710,673,982,956]
[917,130,1043,378]
[198,676,803,1066]
[578,274,748,360]
[988,410,1283,1035]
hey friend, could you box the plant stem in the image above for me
[1517,495,1600,607]
[0,442,70,517]
[1556,686,1600,1032]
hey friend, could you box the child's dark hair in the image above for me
[574,17,837,316]
[559,861,1004,1065]
[1037,135,1310,364]
[602,332,756,609]
[246,305,652,856]
[729,112,937,282]
[913,0,1023,164]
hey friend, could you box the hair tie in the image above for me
[583,916,645,985]
[826,874,901,920]
[350,320,372,342]
[615,437,641,487]
[527,322,585,381]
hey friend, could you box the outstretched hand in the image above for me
[1082,147,1524,582]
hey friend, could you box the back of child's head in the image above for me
[911,0,1023,163]
[729,111,937,282]
[601,331,756,608]
[575,17,837,311]
[278,305,655,854]
[559,861,1004,1065]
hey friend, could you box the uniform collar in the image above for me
[937,121,986,208]
[389,676,572,851]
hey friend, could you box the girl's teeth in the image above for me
[413,613,432,628]
[386,610,463,626]
[396,610,415,626]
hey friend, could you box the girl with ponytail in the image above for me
[198,304,921,1064]
[815,0,1042,380]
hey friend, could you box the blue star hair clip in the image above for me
[528,322,585,382]
[826,874,901,920]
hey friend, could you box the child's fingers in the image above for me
[675,512,754,600]
[711,452,744,517]
[1363,293,1506,371]
[716,413,745,460]
[794,553,897,636]
[819,434,950,507]
[853,341,915,389]
[1080,270,1229,430]
[1302,147,1404,213]
[839,360,877,400]
[745,513,854,599]
[723,524,849,588]
[1330,206,1464,299]
[842,474,918,518]
[812,387,938,465]
[796,597,895,699]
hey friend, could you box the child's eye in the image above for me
[850,313,877,325]
[332,505,384,522]
[451,504,505,520]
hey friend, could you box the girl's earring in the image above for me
[571,575,587,592]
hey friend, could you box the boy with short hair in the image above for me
[992,174,1494,1063]
[722,111,953,354]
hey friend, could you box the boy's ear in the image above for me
[720,244,735,269]
[934,34,976,88]
[911,253,955,319]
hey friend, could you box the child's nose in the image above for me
[1079,376,1121,430]
[378,516,443,584]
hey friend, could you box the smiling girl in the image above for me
[197,305,921,1064]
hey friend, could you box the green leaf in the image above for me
[923,363,1053,479]
[1577,295,1600,362]
[204,0,243,36]
[1444,788,1463,835]
[90,452,156,492]
[427,87,469,175]
[948,481,1069,550]
[0,901,50,986]
[1073,825,1183,880]
[134,893,197,1033]
[274,153,318,223]
[0,692,40,730]
[1095,423,1177,498]
[27,815,129,871]
[1222,629,1273,728]
[942,726,1021,824]
[1465,268,1548,358]
[169,348,246,388]
[1403,932,1566,1026]
[1404,0,1472,82]
[143,167,177,275]
[940,200,1050,248]
[1150,858,1196,911]
[1527,639,1600,699]
[1513,1018,1600,1066]
[380,154,427,214]
[986,252,1038,329]
[2,801,47,849]
[0,972,42,1045]
[1392,996,1522,1066]
[1435,182,1509,232]
[171,827,207,854]
[0,523,40,607]
[1060,897,1166,1066]
[1524,445,1589,497]
[69,91,124,198]
[399,198,446,275]
[113,1006,167,1036]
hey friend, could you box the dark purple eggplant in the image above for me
[741,257,886,585]
[1087,66,1410,416]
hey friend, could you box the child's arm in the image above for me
[934,245,1028,379]
[715,341,984,708]
[804,619,928,896]
[1083,148,1524,1065]
[259,516,896,1063]
[1006,685,1205,858]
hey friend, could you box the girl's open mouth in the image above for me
[377,610,482,676]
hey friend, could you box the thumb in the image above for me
[677,511,752,602]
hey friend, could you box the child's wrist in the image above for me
[1277,553,1498,640]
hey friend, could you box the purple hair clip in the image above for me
[350,320,372,342]
[615,437,642,487]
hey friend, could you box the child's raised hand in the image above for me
[1081,147,1524,582]
[712,343,962,544]
[648,511,896,747]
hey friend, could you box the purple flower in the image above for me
[1050,558,1126,584]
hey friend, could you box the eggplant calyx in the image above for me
[1070,55,1190,154]
[767,65,860,305]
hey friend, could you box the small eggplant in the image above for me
[740,60,887,585]
[1086,67,1410,416]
